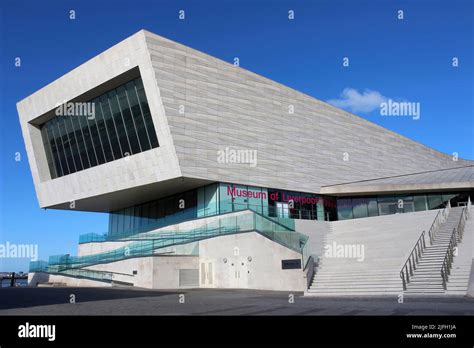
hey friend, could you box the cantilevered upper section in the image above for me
[17,29,473,212]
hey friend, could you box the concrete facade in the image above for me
[144,31,472,194]
[198,232,306,291]
[28,272,111,288]
[16,31,184,212]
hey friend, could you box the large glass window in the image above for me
[40,77,159,179]
[267,188,320,220]
[109,188,199,237]
[398,196,415,213]
[414,195,428,211]
[377,196,399,216]
[336,191,473,220]
[427,194,443,209]
[352,198,369,219]
[337,199,353,220]
[367,197,378,217]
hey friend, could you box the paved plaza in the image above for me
[1,287,473,315]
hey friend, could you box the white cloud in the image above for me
[327,88,388,113]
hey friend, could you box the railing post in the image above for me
[441,268,446,290]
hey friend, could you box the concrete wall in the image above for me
[84,254,200,289]
[86,256,154,288]
[152,256,199,289]
[198,232,306,291]
[28,272,111,287]
[145,31,472,194]
[80,230,306,291]
[85,255,200,289]
[295,219,332,257]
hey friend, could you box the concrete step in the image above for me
[417,256,448,260]
[405,281,444,285]
[407,276,442,281]
[310,284,403,290]
[314,271,399,276]
[306,207,471,296]
[311,280,402,286]
[405,284,444,289]
[313,274,399,279]
[307,290,401,295]
[410,266,443,270]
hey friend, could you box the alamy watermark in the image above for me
[0,242,38,261]
[55,101,96,120]
[380,99,420,120]
[217,147,258,167]
[324,242,365,262]
[18,322,55,341]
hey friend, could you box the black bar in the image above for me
[0,315,472,346]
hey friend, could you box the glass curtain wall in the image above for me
[108,189,198,238]
[336,191,472,220]
[107,183,332,238]
[41,77,159,179]
[106,184,470,237]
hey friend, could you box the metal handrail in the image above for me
[456,206,467,242]
[427,211,441,245]
[440,228,458,290]
[400,230,427,290]
[400,201,451,290]
[428,200,450,245]
[40,209,309,273]
[440,207,468,289]
[467,196,471,217]
[304,255,317,289]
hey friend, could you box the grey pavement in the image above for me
[1,287,473,315]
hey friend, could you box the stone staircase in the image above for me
[305,202,473,296]
[446,212,473,295]
[306,210,441,296]
[404,207,464,294]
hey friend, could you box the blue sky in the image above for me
[0,0,472,271]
